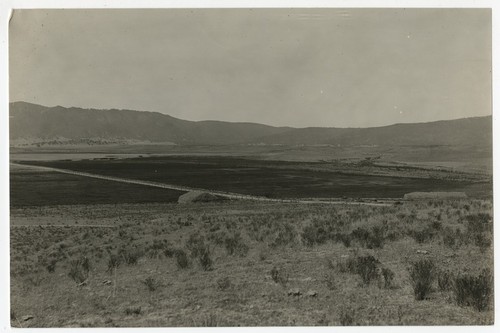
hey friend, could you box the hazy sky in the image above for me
[10,9,491,128]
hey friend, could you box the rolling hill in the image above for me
[9,101,492,148]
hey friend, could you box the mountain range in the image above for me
[9,101,492,147]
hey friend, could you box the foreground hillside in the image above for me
[9,101,492,148]
[11,200,493,327]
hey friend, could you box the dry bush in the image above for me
[106,253,122,273]
[216,277,232,291]
[453,269,493,312]
[350,226,386,249]
[382,267,395,289]
[119,246,143,265]
[339,306,356,326]
[175,249,190,269]
[124,306,142,316]
[408,259,435,300]
[324,271,337,290]
[437,270,453,291]
[198,246,214,271]
[270,266,289,286]
[355,255,380,286]
[224,232,249,257]
[142,276,161,292]
[68,256,91,284]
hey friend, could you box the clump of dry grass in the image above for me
[453,269,493,312]
[175,249,190,269]
[408,259,435,300]
[270,266,289,286]
[68,256,90,284]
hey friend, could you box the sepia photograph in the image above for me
[3,2,497,329]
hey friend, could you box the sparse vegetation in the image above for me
[216,277,232,291]
[437,270,453,291]
[107,253,122,273]
[10,159,493,327]
[223,232,249,257]
[354,255,380,286]
[198,246,214,271]
[324,271,337,290]
[453,269,493,312]
[124,306,142,316]
[68,256,90,284]
[339,306,356,326]
[142,276,161,292]
[270,266,289,286]
[408,259,435,300]
[175,249,190,269]
[382,267,395,289]
[45,259,57,273]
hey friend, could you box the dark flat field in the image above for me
[18,156,490,199]
[10,168,185,206]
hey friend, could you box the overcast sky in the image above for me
[9,8,491,128]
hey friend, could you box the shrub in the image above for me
[198,246,214,271]
[409,228,435,244]
[146,240,169,259]
[437,270,453,291]
[442,227,458,248]
[351,227,370,247]
[209,230,226,245]
[186,233,208,258]
[453,269,492,311]
[258,249,268,261]
[368,225,385,249]
[46,259,57,273]
[474,233,491,253]
[382,267,395,289]
[107,253,122,273]
[302,224,328,246]
[119,247,142,265]
[324,271,337,290]
[337,233,352,248]
[68,256,91,284]
[142,276,160,292]
[355,255,380,285]
[408,259,435,300]
[336,257,357,274]
[216,277,232,291]
[198,313,219,327]
[224,232,249,257]
[175,249,190,269]
[124,306,142,316]
[270,222,297,247]
[350,226,385,249]
[270,266,289,286]
[163,247,176,258]
[339,306,356,326]
[430,221,442,231]
[465,213,492,234]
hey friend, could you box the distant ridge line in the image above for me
[9,101,492,147]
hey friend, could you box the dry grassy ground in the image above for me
[10,199,493,327]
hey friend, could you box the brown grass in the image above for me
[10,199,493,327]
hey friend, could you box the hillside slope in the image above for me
[9,101,492,147]
[9,102,291,145]
[254,117,492,147]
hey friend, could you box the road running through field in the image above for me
[10,162,392,207]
